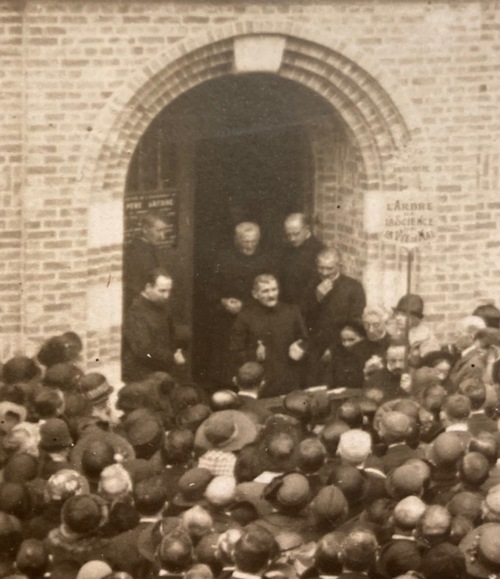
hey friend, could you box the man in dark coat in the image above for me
[122,268,185,382]
[123,211,168,311]
[230,274,308,397]
[208,222,276,385]
[278,213,324,305]
[301,248,366,385]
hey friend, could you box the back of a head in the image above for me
[81,439,115,481]
[462,379,486,410]
[443,394,471,422]
[134,475,169,516]
[266,432,295,464]
[337,400,363,428]
[337,429,371,465]
[420,542,466,579]
[379,411,412,444]
[163,428,194,465]
[61,331,83,362]
[342,529,378,572]
[459,452,490,487]
[297,437,326,474]
[394,496,426,532]
[157,533,193,573]
[447,491,482,525]
[327,465,366,505]
[182,505,214,541]
[37,336,70,367]
[185,563,214,579]
[76,560,113,579]
[15,539,48,577]
[210,390,240,412]
[469,432,499,464]
[459,315,486,336]
[283,391,311,422]
[234,527,278,574]
[430,432,465,467]
[314,532,345,575]
[0,482,32,520]
[236,362,264,390]
[2,356,40,385]
[420,505,452,544]
[321,420,350,456]
[473,303,500,329]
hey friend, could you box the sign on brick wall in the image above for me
[124,188,178,247]
[383,190,435,246]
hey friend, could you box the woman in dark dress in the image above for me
[327,320,373,390]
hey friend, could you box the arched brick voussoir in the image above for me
[283,39,409,150]
[281,51,400,159]
[79,20,428,208]
[278,63,384,183]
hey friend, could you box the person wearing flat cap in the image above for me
[230,274,308,397]
[253,473,312,541]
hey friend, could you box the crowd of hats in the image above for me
[0,318,499,579]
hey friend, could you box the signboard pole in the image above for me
[404,247,414,370]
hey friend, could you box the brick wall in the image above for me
[1,0,499,374]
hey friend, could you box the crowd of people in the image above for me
[0,211,500,578]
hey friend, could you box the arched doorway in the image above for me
[82,28,426,380]
[124,73,338,381]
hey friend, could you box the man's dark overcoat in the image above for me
[301,273,366,385]
[278,235,324,305]
[123,237,159,311]
[208,248,276,384]
[230,300,308,397]
[122,295,177,382]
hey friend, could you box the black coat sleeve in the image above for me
[123,309,175,369]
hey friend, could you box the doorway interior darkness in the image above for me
[192,74,319,382]
[125,73,337,383]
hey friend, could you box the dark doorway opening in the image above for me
[123,73,328,384]
[190,74,315,382]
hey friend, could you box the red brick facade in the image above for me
[1,1,499,379]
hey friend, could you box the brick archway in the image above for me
[83,25,423,202]
[80,23,431,375]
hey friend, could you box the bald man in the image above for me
[302,248,366,385]
[278,213,325,305]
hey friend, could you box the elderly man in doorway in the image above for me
[122,268,185,382]
[123,210,168,311]
[207,222,276,387]
[301,247,366,385]
[278,212,325,306]
[230,273,308,397]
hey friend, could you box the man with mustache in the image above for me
[230,274,308,397]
